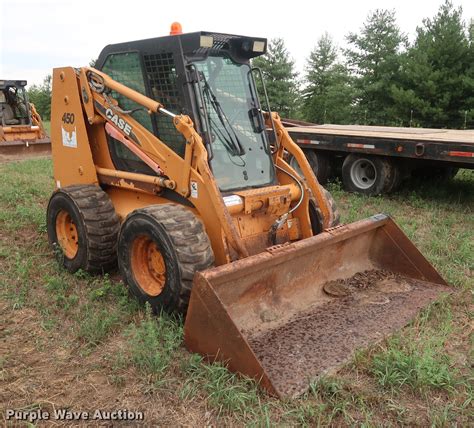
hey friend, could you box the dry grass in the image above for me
[0,159,472,426]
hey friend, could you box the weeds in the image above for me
[123,304,182,382]
[181,353,261,415]
[371,340,459,392]
[370,297,461,394]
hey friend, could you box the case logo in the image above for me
[106,109,132,136]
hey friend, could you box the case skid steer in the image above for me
[0,79,50,158]
[47,26,450,398]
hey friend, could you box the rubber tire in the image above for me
[342,154,399,196]
[309,187,341,234]
[411,167,459,181]
[290,150,334,184]
[47,185,120,273]
[385,161,402,193]
[118,204,214,314]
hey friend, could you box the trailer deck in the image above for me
[288,124,474,169]
[288,124,473,144]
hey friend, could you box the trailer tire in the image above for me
[289,150,333,184]
[384,161,402,193]
[118,204,214,314]
[342,154,399,195]
[309,187,341,234]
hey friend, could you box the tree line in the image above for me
[253,1,473,129]
[27,1,472,129]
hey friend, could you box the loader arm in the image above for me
[268,112,332,228]
[75,67,249,262]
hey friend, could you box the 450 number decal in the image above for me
[62,112,75,124]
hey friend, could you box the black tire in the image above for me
[342,154,399,195]
[385,161,402,193]
[411,166,459,181]
[309,187,341,234]
[289,150,334,184]
[118,204,214,314]
[47,185,120,273]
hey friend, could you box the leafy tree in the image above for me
[253,38,299,118]
[392,1,473,128]
[302,33,356,124]
[27,75,52,120]
[345,9,406,125]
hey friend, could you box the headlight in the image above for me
[253,41,265,53]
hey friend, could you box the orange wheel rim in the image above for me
[130,235,166,296]
[55,209,79,259]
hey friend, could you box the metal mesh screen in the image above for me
[101,52,153,132]
[144,53,186,157]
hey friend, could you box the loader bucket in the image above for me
[184,214,451,398]
[0,138,51,160]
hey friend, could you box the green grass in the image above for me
[0,159,472,426]
[0,158,52,232]
[369,296,462,393]
[124,304,183,382]
[181,354,261,415]
[42,120,51,135]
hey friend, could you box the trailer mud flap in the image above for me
[184,214,451,398]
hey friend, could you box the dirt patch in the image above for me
[0,300,213,426]
[0,153,51,163]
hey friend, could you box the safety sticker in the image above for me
[190,181,198,198]
[223,194,243,207]
[62,126,77,148]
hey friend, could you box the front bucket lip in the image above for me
[184,213,450,398]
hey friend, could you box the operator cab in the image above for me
[96,29,275,192]
[0,80,31,126]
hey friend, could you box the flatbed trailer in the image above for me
[285,123,474,195]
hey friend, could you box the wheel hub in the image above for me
[350,158,377,189]
[131,235,166,296]
[55,210,79,258]
[289,156,303,176]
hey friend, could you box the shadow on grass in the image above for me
[393,170,474,206]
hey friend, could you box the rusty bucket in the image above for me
[184,214,450,398]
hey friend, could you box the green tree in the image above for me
[345,9,406,125]
[27,75,52,120]
[392,1,473,128]
[253,38,299,118]
[302,33,355,124]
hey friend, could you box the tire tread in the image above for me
[126,204,214,312]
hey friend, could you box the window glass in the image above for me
[193,56,275,191]
[101,52,153,132]
[102,52,154,172]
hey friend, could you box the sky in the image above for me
[1,0,473,86]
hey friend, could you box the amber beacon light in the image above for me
[170,22,183,35]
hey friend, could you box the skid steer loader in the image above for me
[0,79,50,159]
[47,27,450,398]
